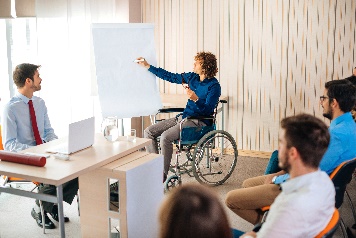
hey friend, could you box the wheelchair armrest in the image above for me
[252,223,263,232]
[158,108,185,113]
[186,115,214,121]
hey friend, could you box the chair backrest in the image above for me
[0,125,40,185]
[255,207,340,237]
[314,208,340,238]
[0,125,4,150]
[329,158,356,208]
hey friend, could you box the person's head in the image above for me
[13,63,42,91]
[194,52,218,78]
[320,79,356,119]
[278,114,330,172]
[159,183,232,238]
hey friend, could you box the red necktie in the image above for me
[28,100,42,145]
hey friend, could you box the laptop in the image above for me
[46,117,95,155]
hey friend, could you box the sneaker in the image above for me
[31,208,56,229]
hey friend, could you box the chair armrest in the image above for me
[186,115,214,121]
[158,108,184,113]
[252,223,263,232]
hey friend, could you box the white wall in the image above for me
[142,0,356,151]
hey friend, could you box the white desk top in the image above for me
[0,134,151,186]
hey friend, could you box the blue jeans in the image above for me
[232,228,244,238]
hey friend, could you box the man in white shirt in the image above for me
[236,114,335,237]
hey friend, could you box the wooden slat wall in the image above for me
[142,0,356,152]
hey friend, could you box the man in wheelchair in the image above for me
[136,52,221,182]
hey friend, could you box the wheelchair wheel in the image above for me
[164,175,181,192]
[192,130,237,186]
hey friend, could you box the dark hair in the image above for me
[194,52,218,78]
[345,76,356,121]
[281,114,330,168]
[345,75,356,86]
[159,184,232,238]
[325,79,356,112]
[13,63,41,88]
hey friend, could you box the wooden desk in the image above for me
[79,151,163,237]
[0,134,151,238]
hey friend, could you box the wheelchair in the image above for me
[153,100,238,192]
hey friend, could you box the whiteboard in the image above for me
[91,23,162,118]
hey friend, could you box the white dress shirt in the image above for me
[257,170,335,238]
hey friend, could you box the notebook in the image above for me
[46,117,95,155]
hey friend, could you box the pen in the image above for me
[133,59,145,63]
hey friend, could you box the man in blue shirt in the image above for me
[2,63,78,229]
[225,79,356,225]
[136,52,221,181]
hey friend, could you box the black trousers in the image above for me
[36,178,79,213]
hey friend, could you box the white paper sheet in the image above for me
[92,23,162,118]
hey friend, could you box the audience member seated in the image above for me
[234,113,335,237]
[159,183,232,238]
[267,71,356,174]
[345,68,356,121]
[225,79,356,225]
[135,52,221,182]
[1,63,79,229]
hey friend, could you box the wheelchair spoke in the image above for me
[192,130,238,186]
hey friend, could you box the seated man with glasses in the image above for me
[225,79,356,225]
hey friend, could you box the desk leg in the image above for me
[56,185,65,238]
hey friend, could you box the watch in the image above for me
[272,176,277,184]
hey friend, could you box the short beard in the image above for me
[279,154,291,173]
[323,112,332,120]
[31,84,41,92]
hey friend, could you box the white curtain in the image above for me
[0,0,132,137]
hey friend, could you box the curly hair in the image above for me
[13,63,41,88]
[194,52,218,78]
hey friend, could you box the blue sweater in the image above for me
[148,66,221,124]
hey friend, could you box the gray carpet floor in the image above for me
[0,155,355,238]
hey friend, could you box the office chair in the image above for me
[0,125,3,150]
[0,125,47,234]
[328,158,356,237]
[0,125,40,189]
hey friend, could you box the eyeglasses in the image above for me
[320,96,332,101]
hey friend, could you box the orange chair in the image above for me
[0,125,3,150]
[0,125,40,189]
[315,208,340,238]
[328,158,356,237]
[253,208,339,237]
[0,125,47,233]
